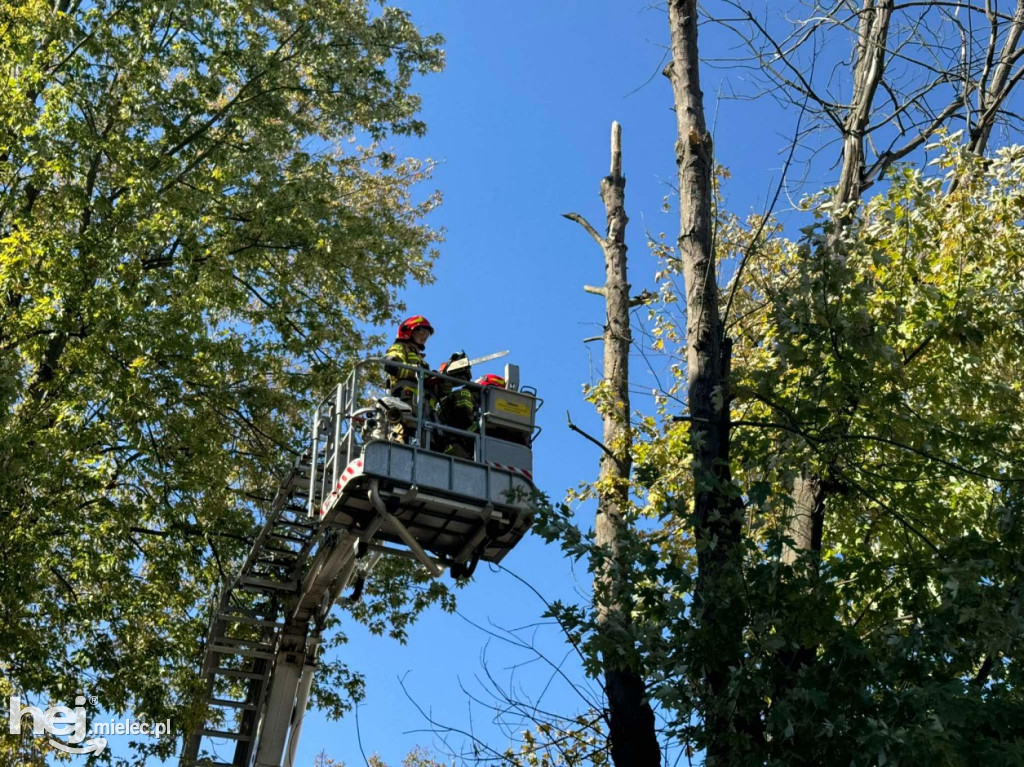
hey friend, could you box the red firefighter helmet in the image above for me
[397,315,434,340]
[476,374,506,388]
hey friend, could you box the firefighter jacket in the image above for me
[384,339,428,395]
[385,340,453,416]
[439,387,476,431]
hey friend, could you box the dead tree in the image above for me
[564,122,661,767]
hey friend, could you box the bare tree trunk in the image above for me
[783,0,892,569]
[566,122,660,767]
[665,2,758,762]
[968,0,1024,155]
[835,0,894,210]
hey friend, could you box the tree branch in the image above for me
[565,410,616,461]
[562,213,604,246]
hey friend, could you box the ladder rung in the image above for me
[235,573,288,585]
[218,614,282,629]
[211,636,275,651]
[253,557,296,568]
[199,728,251,741]
[214,667,269,681]
[267,532,309,544]
[238,576,293,591]
[209,697,258,711]
[248,568,294,582]
[245,571,292,585]
[261,543,302,555]
[276,519,317,530]
[210,644,276,660]
[222,602,275,616]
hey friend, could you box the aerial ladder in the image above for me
[181,358,541,767]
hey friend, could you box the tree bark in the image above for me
[567,122,660,767]
[666,2,758,762]
[783,0,892,572]
[835,0,894,210]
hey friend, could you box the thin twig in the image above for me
[566,411,616,460]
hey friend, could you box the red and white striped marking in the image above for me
[320,458,364,517]
[487,462,533,482]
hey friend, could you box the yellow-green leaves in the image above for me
[611,144,1024,763]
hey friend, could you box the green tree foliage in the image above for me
[0,0,443,756]
[541,144,1024,765]
[716,143,1024,765]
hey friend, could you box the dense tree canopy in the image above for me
[539,141,1024,767]
[644,142,1024,764]
[0,0,443,758]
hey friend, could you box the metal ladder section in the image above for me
[182,457,321,767]
[181,358,540,767]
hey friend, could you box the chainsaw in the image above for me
[442,349,509,375]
